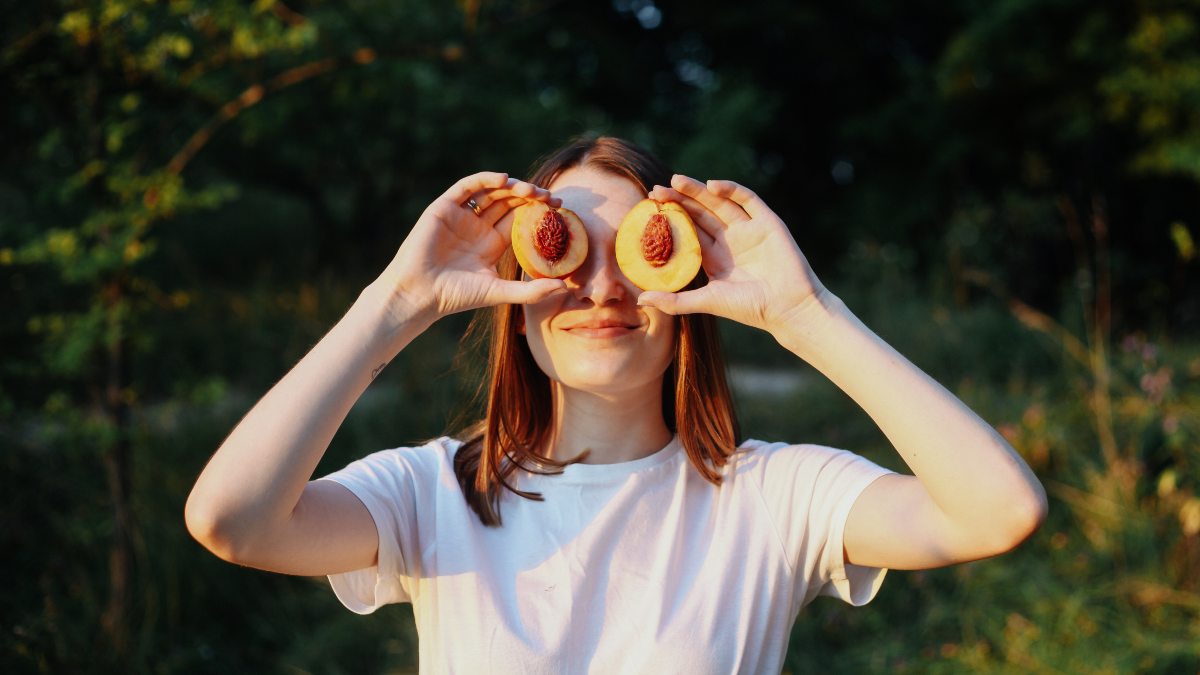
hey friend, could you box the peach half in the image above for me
[614,199,702,292]
[510,201,588,279]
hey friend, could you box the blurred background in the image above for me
[2,0,1199,672]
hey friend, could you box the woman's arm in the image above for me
[183,284,428,573]
[642,175,1046,571]
[771,289,1047,569]
[184,172,567,575]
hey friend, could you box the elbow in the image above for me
[1021,476,1050,534]
[988,481,1049,555]
[1014,486,1049,544]
[184,495,249,564]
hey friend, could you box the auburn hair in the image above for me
[450,134,740,526]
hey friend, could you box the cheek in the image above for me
[521,298,561,341]
[641,313,678,366]
[647,310,676,338]
[657,317,679,360]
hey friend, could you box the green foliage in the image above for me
[2,0,1199,672]
[1101,7,1200,180]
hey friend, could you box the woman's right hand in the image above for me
[368,171,569,330]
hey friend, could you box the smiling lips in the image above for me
[563,318,642,339]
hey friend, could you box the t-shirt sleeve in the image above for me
[314,441,443,614]
[744,440,895,610]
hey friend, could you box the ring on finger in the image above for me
[465,198,483,216]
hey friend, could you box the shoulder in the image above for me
[361,435,461,461]
[726,438,866,474]
[322,436,464,485]
[723,438,893,494]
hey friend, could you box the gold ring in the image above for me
[466,198,482,216]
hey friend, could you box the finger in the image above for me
[482,196,526,236]
[488,277,569,305]
[694,217,716,251]
[705,179,773,220]
[649,184,723,244]
[441,171,510,204]
[636,286,715,316]
[468,179,556,212]
[669,174,752,226]
[503,178,555,201]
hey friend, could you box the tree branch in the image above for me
[165,48,378,176]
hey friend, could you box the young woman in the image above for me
[185,136,1047,673]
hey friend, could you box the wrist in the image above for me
[350,281,437,357]
[768,288,851,360]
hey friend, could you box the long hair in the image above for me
[451,134,740,526]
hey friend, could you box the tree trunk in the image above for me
[99,277,134,663]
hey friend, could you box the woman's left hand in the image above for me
[640,175,833,334]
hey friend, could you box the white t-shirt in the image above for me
[316,435,893,674]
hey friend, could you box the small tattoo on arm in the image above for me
[370,362,388,380]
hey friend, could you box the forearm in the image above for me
[184,282,433,554]
[771,291,1047,533]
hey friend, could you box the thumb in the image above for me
[488,278,569,305]
[637,287,712,315]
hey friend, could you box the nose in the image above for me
[569,246,632,306]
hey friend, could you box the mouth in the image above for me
[563,323,641,339]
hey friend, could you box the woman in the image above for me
[185,136,1047,673]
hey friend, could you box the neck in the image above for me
[544,379,673,464]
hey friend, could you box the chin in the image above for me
[549,360,669,396]
[525,330,675,395]
[555,376,661,398]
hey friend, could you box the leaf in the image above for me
[1170,221,1195,261]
